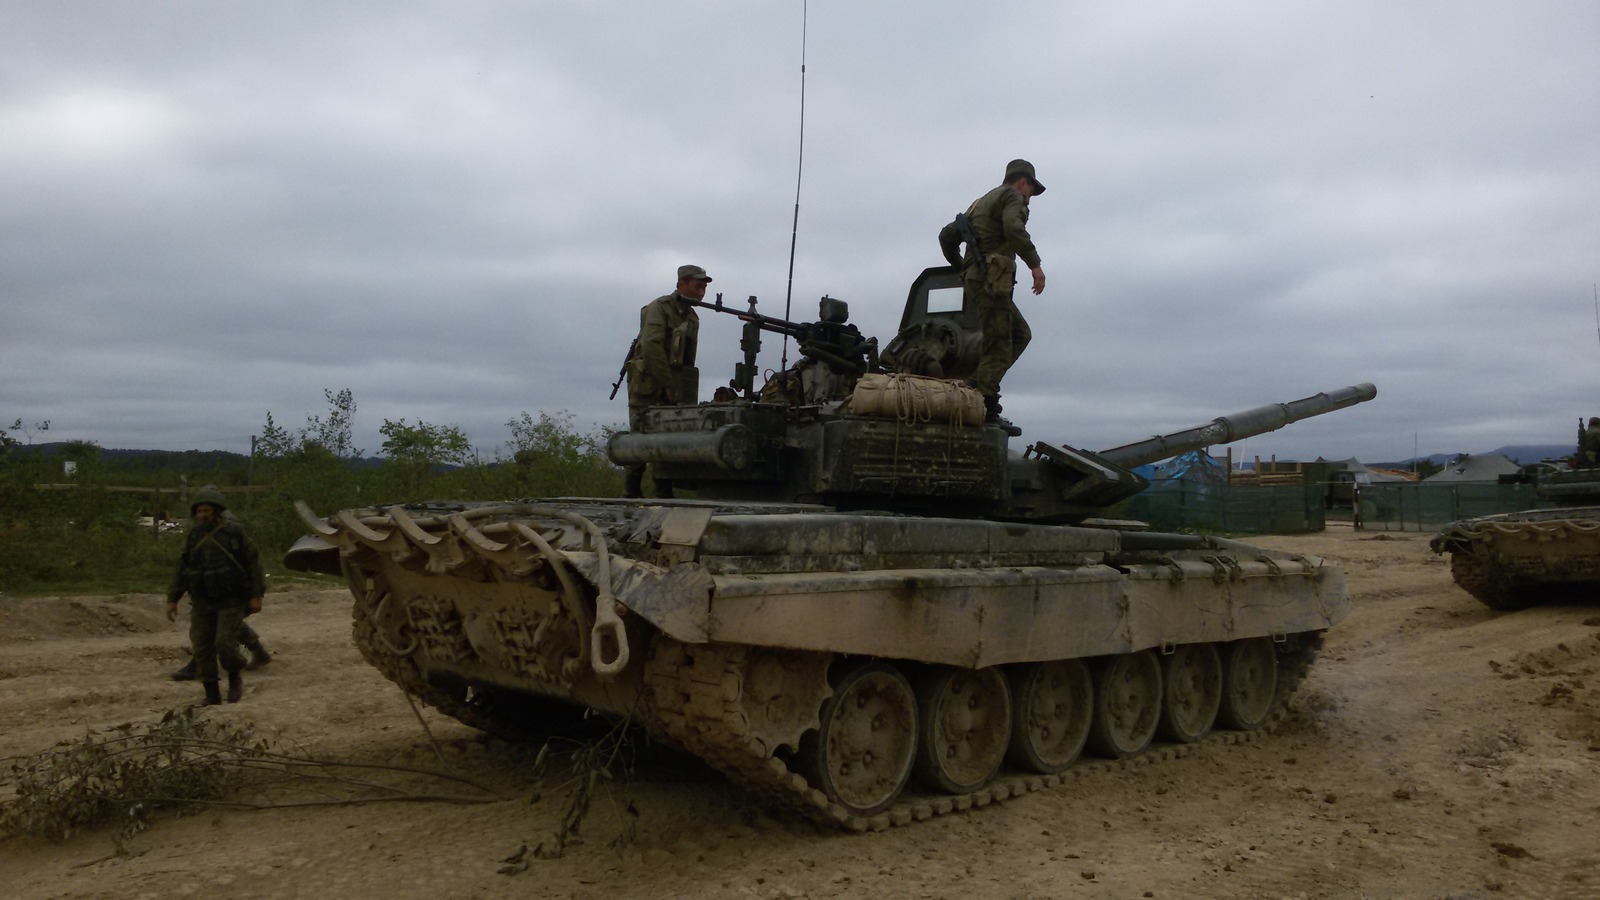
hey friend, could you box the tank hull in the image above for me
[291,498,1348,829]
[1431,506,1600,611]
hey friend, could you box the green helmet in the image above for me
[191,485,227,515]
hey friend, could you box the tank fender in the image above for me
[703,557,1347,668]
[564,552,715,644]
[283,533,342,575]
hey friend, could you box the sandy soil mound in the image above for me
[0,594,171,645]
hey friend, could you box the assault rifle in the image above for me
[950,212,987,286]
[609,337,639,401]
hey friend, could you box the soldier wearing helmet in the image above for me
[165,486,266,705]
[937,159,1050,436]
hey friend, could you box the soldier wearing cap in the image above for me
[938,159,1049,436]
[623,265,708,498]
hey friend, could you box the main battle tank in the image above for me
[1430,463,1600,611]
[287,265,1377,830]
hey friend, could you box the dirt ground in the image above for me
[2,525,1599,899]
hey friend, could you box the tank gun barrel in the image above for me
[1096,383,1377,470]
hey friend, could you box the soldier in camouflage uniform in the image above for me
[169,502,272,678]
[165,486,265,705]
[939,159,1049,436]
[1580,417,1600,468]
[623,264,707,498]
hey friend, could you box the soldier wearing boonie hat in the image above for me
[936,158,1051,436]
[622,265,710,497]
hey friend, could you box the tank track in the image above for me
[1438,514,1600,611]
[648,634,1324,832]
[348,568,523,737]
[345,552,1326,829]
[1447,550,1533,612]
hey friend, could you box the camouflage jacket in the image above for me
[956,184,1042,271]
[628,292,699,404]
[167,519,266,602]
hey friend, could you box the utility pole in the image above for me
[248,435,256,486]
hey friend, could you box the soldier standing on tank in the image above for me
[938,159,1049,436]
[165,486,265,705]
[1580,416,1600,468]
[622,264,707,498]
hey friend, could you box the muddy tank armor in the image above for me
[288,265,1377,830]
[1431,466,1600,611]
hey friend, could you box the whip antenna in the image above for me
[780,1,808,369]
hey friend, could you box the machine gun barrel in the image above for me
[1096,383,1377,470]
[688,296,809,339]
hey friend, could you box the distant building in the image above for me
[1423,453,1522,483]
[1316,458,1412,508]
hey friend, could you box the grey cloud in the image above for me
[3,1,1597,466]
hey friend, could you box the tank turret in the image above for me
[609,267,1376,522]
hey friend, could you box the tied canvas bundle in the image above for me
[848,373,985,425]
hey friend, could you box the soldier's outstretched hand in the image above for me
[1030,266,1046,295]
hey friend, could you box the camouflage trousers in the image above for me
[966,256,1032,398]
[189,596,247,683]
[625,402,675,498]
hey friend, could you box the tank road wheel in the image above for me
[1157,643,1222,744]
[1087,650,1162,759]
[1006,659,1093,774]
[798,661,918,818]
[1218,637,1279,731]
[912,666,1013,794]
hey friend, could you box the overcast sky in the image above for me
[4,2,1598,467]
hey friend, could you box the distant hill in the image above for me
[1369,444,1573,470]
[1485,444,1574,465]
[17,443,387,470]
[19,443,249,470]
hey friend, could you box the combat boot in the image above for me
[983,394,1022,437]
[244,640,273,671]
[170,658,198,681]
[226,670,244,703]
[202,681,223,706]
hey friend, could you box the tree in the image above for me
[257,389,362,462]
[379,418,472,495]
[5,418,49,452]
[502,410,622,497]
[256,412,298,461]
[303,388,360,459]
[506,410,610,465]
